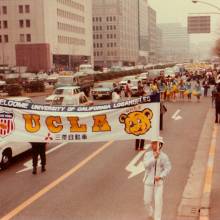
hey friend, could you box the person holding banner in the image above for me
[143,137,171,220]
[31,142,47,174]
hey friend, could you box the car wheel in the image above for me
[1,149,12,170]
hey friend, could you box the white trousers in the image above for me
[144,183,163,220]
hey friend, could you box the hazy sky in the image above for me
[148,0,220,47]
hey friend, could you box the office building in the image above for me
[92,0,139,68]
[0,0,93,72]
[158,23,190,63]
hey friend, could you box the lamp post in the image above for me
[192,0,220,12]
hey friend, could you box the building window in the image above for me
[100,34,102,39]
[106,17,109,22]
[26,34,31,42]
[113,16,116,21]
[96,17,98,22]
[110,17,112,21]
[93,26,95,31]
[4,35,8,43]
[19,5,23,13]
[20,34,25,42]
[25,5,30,13]
[100,26,102,30]
[26,20,30,28]
[0,36,2,43]
[3,20,8,29]
[107,34,109,39]
[99,17,102,22]
[93,17,95,22]
[19,20,24,28]
[3,6,7,15]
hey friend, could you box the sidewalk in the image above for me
[209,123,220,220]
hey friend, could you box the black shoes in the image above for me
[41,166,46,172]
[32,166,46,174]
[32,167,37,175]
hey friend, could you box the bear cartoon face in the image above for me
[119,108,153,136]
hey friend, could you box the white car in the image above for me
[45,86,81,104]
[51,92,93,106]
[119,76,138,88]
[0,97,32,169]
[137,72,149,84]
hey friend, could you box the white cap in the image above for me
[151,136,164,144]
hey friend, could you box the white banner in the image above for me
[0,95,160,142]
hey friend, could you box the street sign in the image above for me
[187,16,211,34]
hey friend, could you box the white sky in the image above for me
[148,0,220,47]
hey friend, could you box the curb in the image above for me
[199,124,218,220]
[177,108,214,220]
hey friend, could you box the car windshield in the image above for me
[57,77,76,85]
[95,82,113,89]
[122,76,136,81]
[131,80,138,87]
[54,89,72,95]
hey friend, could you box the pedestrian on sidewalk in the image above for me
[214,85,220,123]
[31,142,47,174]
[143,137,171,220]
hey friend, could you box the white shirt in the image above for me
[112,92,120,103]
[143,151,171,185]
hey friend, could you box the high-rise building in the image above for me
[92,0,139,68]
[158,23,190,63]
[0,0,93,72]
[137,0,149,65]
[148,6,157,63]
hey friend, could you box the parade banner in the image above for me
[0,95,160,142]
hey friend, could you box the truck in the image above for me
[55,72,94,96]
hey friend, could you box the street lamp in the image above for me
[192,0,220,12]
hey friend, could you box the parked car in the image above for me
[91,82,115,100]
[0,97,33,170]
[51,92,93,106]
[45,86,81,104]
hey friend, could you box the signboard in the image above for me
[0,95,160,143]
[188,16,211,34]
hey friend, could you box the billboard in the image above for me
[187,16,211,34]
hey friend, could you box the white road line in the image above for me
[125,144,150,179]
[172,109,182,121]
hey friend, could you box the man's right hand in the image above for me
[153,151,160,159]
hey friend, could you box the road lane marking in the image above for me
[1,141,114,220]
[17,143,68,173]
[172,109,182,121]
[125,144,150,179]
[199,124,218,220]
[203,125,217,194]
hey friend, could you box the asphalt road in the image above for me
[0,95,211,220]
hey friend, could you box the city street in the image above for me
[0,96,211,220]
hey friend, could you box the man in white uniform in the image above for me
[143,137,171,220]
